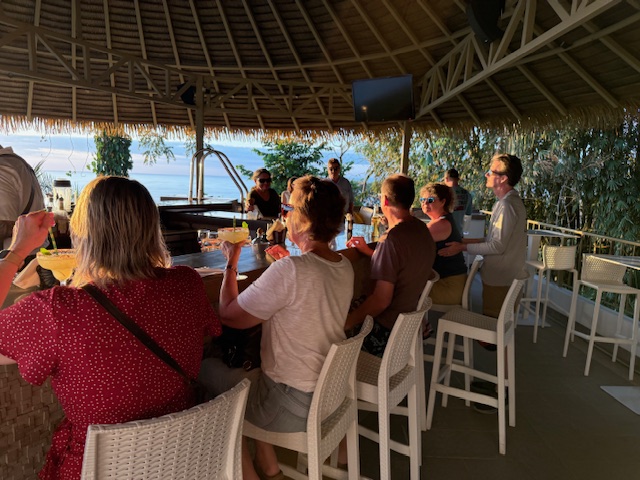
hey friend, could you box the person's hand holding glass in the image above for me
[219,228,249,280]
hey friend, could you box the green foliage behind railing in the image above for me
[356,116,640,239]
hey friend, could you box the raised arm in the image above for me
[0,211,54,306]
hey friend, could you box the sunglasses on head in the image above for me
[419,197,437,204]
[258,178,272,184]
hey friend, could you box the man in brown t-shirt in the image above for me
[346,174,436,356]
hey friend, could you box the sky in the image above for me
[0,130,370,179]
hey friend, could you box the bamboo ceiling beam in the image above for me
[216,0,265,131]
[320,0,374,78]
[417,0,620,119]
[134,0,158,127]
[292,0,337,129]
[241,0,299,131]
[162,0,195,129]
[188,0,231,130]
[103,0,118,126]
[349,0,406,75]
[71,0,80,123]
[381,0,436,66]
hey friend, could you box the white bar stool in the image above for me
[426,278,525,455]
[520,245,578,343]
[563,255,640,381]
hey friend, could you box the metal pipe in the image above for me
[189,148,249,208]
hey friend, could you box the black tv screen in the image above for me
[352,75,415,123]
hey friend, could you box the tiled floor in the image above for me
[279,284,640,479]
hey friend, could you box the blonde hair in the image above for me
[289,175,344,243]
[70,176,170,288]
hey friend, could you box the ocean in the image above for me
[37,143,370,204]
[44,171,250,203]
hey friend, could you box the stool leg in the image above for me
[541,269,552,328]
[533,267,544,343]
[612,294,627,363]
[585,290,603,376]
[563,283,580,357]
[426,328,446,430]
[379,404,391,480]
[463,336,472,407]
[507,338,516,427]
[408,382,420,480]
[497,340,506,455]
[629,295,640,381]
[442,332,455,407]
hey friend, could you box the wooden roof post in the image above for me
[196,76,205,203]
[400,121,411,174]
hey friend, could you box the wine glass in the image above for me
[217,227,250,280]
[36,249,77,286]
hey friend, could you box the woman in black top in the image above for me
[420,182,468,305]
[246,168,281,218]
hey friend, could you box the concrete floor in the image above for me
[277,287,640,479]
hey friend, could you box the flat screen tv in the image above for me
[352,74,415,123]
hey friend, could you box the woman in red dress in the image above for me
[0,177,221,480]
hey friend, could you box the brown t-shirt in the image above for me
[370,215,436,330]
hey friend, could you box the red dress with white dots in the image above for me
[0,266,221,480]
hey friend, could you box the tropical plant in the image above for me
[138,131,175,165]
[89,131,133,176]
[356,118,640,243]
[32,160,55,196]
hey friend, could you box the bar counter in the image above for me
[0,226,375,479]
[172,225,375,305]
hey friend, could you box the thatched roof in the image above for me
[0,0,639,136]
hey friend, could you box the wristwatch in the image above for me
[0,249,25,268]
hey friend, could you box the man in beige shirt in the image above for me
[439,153,527,317]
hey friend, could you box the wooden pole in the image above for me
[196,76,205,203]
[400,121,412,174]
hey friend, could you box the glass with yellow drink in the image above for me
[36,249,77,286]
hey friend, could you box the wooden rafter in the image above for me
[417,0,621,119]
[349,0,406,75]
[215,0,265,131]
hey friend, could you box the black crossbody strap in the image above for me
[82,284,192,384]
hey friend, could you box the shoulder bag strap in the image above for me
[82,284,193,384]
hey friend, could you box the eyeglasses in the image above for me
[485,170,506,177]
[419,197,437,204]
[282,203,294,212]
[258,178,272,184]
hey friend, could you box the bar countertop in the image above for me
[171,225,375,305]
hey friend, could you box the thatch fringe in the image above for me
[1,101,638,142]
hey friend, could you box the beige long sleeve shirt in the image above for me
[467,189,527,286]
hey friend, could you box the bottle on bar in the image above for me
[345,213,353,240]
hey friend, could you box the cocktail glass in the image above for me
[217,227,250,244]
[36,249,77,286]
[217,227,250,280]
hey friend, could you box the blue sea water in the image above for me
[45,171,247,203]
